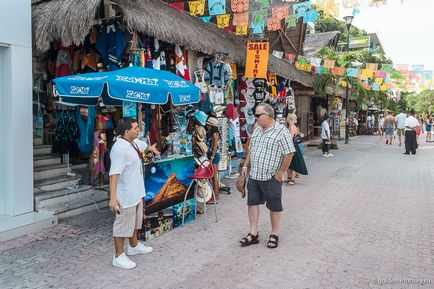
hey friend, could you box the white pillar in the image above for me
[0,0,56,242]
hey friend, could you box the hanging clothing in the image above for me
[55,44,75,77]
[52,110,80,156]
[174,45,191,81]
[204,60,230,88]
[89,131,107,186]
[95,23,125,70]
[75,106,95,154]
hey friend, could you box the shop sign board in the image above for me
[349,36,370,49]
[245,42,269,78]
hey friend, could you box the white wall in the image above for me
[0,0,33,216]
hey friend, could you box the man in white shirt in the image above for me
[109,118,160,269]
[366,114,373,129]
[403,111,419,155]
[321,114,333,157]
[378,115,385,136]
[396,109,407,146]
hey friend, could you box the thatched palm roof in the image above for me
[303,31,341,58]
[32,0,312,86]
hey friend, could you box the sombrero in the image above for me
[195,179,212,203]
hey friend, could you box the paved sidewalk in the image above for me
[1,136,434,289]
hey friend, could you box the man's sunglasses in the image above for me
[255,113,266,118]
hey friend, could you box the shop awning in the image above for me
[53,66,200,106]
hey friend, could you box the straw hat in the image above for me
[195,179,212,203]
[194,125,207,142]
[206,117,219,127]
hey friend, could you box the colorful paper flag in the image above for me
[323,59,335,69]
[297,56,308,64]
[422,70,433,81]
[169,2,184,11]
[231,0,249,13]
[412,64,424,74]
[208,0,226,16]
[233,12,249,26]
[303,9,319,23]
[366,63,378,72]
[284,53,296,64]
[235,25,248,35]
[272,6,289,20]
[346,68,359,77]
[361,69,374,78]
[188,0,205,16]
[200,16,212,22]
[295,62,312,72]
[272,50,284,59]
[372,82,380,91]
[293,1,311,19]
[267,18,281,31]
[342,0,361,8]
[310,57,322,67]
[216,14,231,28]
[374,78,383,84]
[338,60,349,67]
[331,67,345,76]
[375,70,386,78]
[286,15,297,28]
[381,64,393,73]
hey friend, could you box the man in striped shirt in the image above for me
[240,103,295,249]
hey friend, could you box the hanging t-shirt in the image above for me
[204,60,230,88]
[95,23,125,71]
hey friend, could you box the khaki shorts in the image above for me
[397,128,405,136]
[113,200,143,237]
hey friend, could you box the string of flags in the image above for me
[277,50,434,92]
[171,0,403,35]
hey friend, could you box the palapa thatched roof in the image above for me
[32,0,312,87]
[303,31,341,58]
[32,0,101,52]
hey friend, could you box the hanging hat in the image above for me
[236,174,247,198]
[195,179,212,203]
[194,125,207,142]
[194,110,208,126]
[206,117,219,127]
[186,105,196,118]
[195,141,208,156]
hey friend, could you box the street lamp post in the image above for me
[343,15,354,144]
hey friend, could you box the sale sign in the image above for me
[245,42,269,78]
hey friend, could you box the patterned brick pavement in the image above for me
[1,136,434,289]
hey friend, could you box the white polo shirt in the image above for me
[109,137,147,208]
[404,116,419,131]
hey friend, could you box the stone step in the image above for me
[33,154,61,167]
[33,163,69,181]
[33,145,52,156]
[34,174,82,192]
[39,190,109,220]
[35,185,98,210]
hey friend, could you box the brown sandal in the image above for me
[240,233,259,246]
[267,234,279,249]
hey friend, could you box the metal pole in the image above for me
[345,27,350,144]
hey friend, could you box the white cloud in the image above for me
[340,0,434,71]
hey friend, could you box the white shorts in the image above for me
[113,200,143,237]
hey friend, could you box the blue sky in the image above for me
[338,0,434,71]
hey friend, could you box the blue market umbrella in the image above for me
[53,66,200,106]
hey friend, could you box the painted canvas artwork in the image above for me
[172,198,196,228]
[143,156,194,215]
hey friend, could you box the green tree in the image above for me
[401,90,434,115]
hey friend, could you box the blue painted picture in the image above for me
[144,156,194,215]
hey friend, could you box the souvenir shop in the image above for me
[32,0,306,239]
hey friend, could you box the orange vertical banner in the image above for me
[245,42,269,78]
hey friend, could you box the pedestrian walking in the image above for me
[384,111,395,145]
[285,114,308,186]
[396,109,407,146]
[426,115,433,142]
[240,103,295,249]
[378,115,385,136]
[321,114,333,157]
[109,118,160,270]
[415,115,423,144]
[403,111,419,155]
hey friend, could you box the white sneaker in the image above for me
[327,153,334,157]
[323,154,329,158]
[112,252,136,270]
[126,242,153,256]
